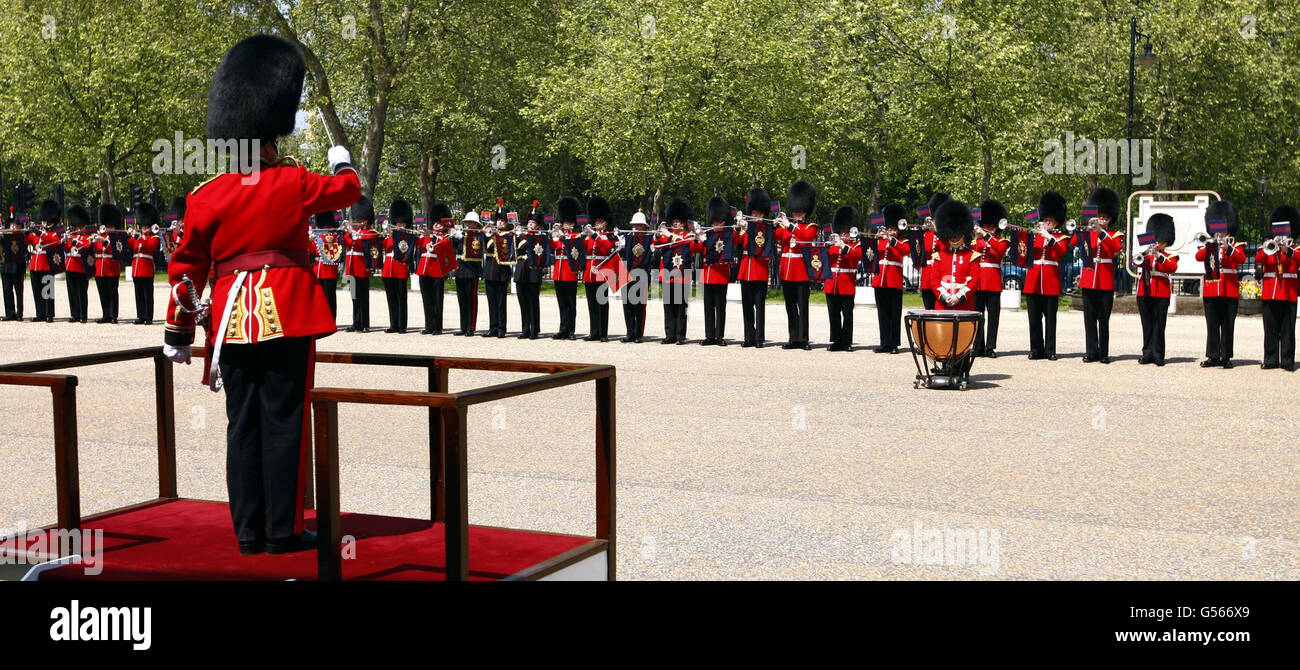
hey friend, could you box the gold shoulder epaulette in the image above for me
[190,173,222,195]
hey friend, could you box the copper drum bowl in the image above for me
[909,309,980,361]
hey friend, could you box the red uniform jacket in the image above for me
[583,233,618,283]
[382,232,411,279]
[870,237,910,290]
[825,241,863,295]
[26,231,62,272]
[550,233,579,282]
[164,161,360,347]
[92,236,122,277]
[312,231,342,280]
[416,234,456,278]
[933,246,980,311]
[64,233,92,274]
[1196,243,1246,298]
[775,222,821,282]
[971,232,1009,292]
[1075,230,1124,292]
[1024,233,1071,296]
[654,234,702,283]
[130,234,161,278]
[1256,248,1298,302]
[734,226,771,282]
[1135,251,1179,299]
[919,230,947,291]
[342,228,379,278]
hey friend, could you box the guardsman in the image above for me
[451,209,484,336]
[551,196,582,339]
[1074,188,1123,363]
[699,196,734,346]
[483,201,514,338]
[825,206,863,351]
[129,203,162,324]
[918,193,950,310]
[381,199,413,334]
[618,211,653,342]
[1195,200,1246,368]
[735,188,772,347]
[1134,213,1178,366]
[28,199,64,322]
[309,211,342,318]
[92,204,124,324]
[342,196,379,332]
[870,203,910,353]
[161,35,361,554]
[514,202,547,339]
[1,212,25,321]
[1024,191,1072,360]
[774,180,819,350]
[63,205,93,323]
[971,200,1009,357]
[1257,206,1299,371]
[417,203,456,335]
[655,196,701,344]
[932,200,980,312]
[582,197,617,341]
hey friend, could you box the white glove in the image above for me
[452,229,464,240]
[327,145,352,173]
[163,343,192,365]
[614,238,625,252]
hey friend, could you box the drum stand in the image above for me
[905,311,984,390]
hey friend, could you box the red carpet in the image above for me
[13,499,591,581]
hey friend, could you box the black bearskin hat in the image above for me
[557,196,581,224]
[67,205,91,228]
[389,199,413,225]
[833,205,859,233]
[926,193,949,216]
[137,202,159,229]
[207,35,305,143]
[1146,213,1176,245]
[37,199,62,222]
[1038,191,1067,225]
[706,196,730,223]
[312,211,335,228]
[431,203,453,223]
[98,204,122,229]
[171,196,187,219]
[1270,205,1300,238]
[787,181,815,215]
[978,199,1007,229]
[1204,200,1238,236]
[351,195,374,222]
[587,196,613,223]
[882,203,908,229]
[934,200,974,242]
[665,196,692,223]
[745,188,771,217]
[1087,187,1120,222]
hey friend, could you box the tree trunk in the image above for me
[980,144,992,202]
[359,89,390,198]
[419,152,440,216]
[100,144,116,205]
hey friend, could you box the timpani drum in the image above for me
[904,309,984,390]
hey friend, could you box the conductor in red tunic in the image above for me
[932,200,980,312]
[162,35,361,555]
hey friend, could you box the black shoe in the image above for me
[676,339,688,345]
[384,327,398,333]
[662,338,677,345]
[1139,357,1152,365]
[529,334,539,340]
[1262,362,1279,370]
[633,337,643,343]
[1222,360,1233,369]
[1099,357,1111,364]
[1284,364,1297,372]
[1047,353,1058,361]
[266,531,318,555]
[583,335,599,341]
[827,344,843,352]
[717,340,727,347]
[800,343,812,351]
[842,346,854,353]
[1200,358,1220,368]
[1028,352,1041,360]
[986,349,997,359]
[742,341,755,348]
[421,329,433,334]
[95,318,108,324]
[620,336,633,343]
[701,338,716,346]
[1082,355,1096,363]
[1155,359,1166,367]
[782,342,798,350]
[238,538,265,556]
[132,319,144,325]
[755,342,765,349]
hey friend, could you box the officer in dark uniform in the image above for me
[1,213,27,321]
[483,201,514,337]
[451,210,484,335]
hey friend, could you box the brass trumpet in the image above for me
[1261,236,1294,255]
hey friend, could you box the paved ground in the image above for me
[1,282,1296,579]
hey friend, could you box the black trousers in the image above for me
[874,287,903,349]
[95,275,119,321]
[1261,300,1296,367]
[219,336,312,543]
[622,272,648,339]
[1080,289,1113,358]
[826,293,854,347]
[2,271,23,318]
[584,281,608,338]
[974,290,1002,353]
[1137,296,1170,361]
[702,283,728,341]
[420,276,445,333]
[66,271,89,321]
[1026,293,1058,356]
[455,277,479,334]
[662,281,689,341]
[382,277,408,332]
[740,280,766,344]
[1203,297,1238,361]
[782,280,810,344]
[319,277,337,318]
[921,289,937,310]
[486,280,509,334]
[554,280,577,336]
[349,275,370,330]
[31,271,54,320]
[516,281,541,337]
[133,277,154,322]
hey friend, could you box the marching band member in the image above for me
[483,202,514,338]
[1196,200,1245,368]
[92,203,123,324]
[870,203,910,353]
[971,199,1009,357]
[1077,188,1123,364]
[699,196,733,345]
[1,214,25,321]
[550,196,582,339]
[1024,191,1072,360]
[1257,206,1299,371]
[28,200,64,322]
[1135,213,1178,366]
[514,203,546,339]
[63,205,93,323]
[451,209,485,336]
[583,196,617,342]
[162,34,362,554]
[342,196,378,332]
[775,180,819,350]
[309,211,341,318]
[735,188,772,348]
[417,204,456,335]
[381,199,413,334]
[918,193,949,311]
[656,196,700,344]
[128,203,162,324]
[932,200,980,312]
[618,211,653,343]
[825,206,863,351]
